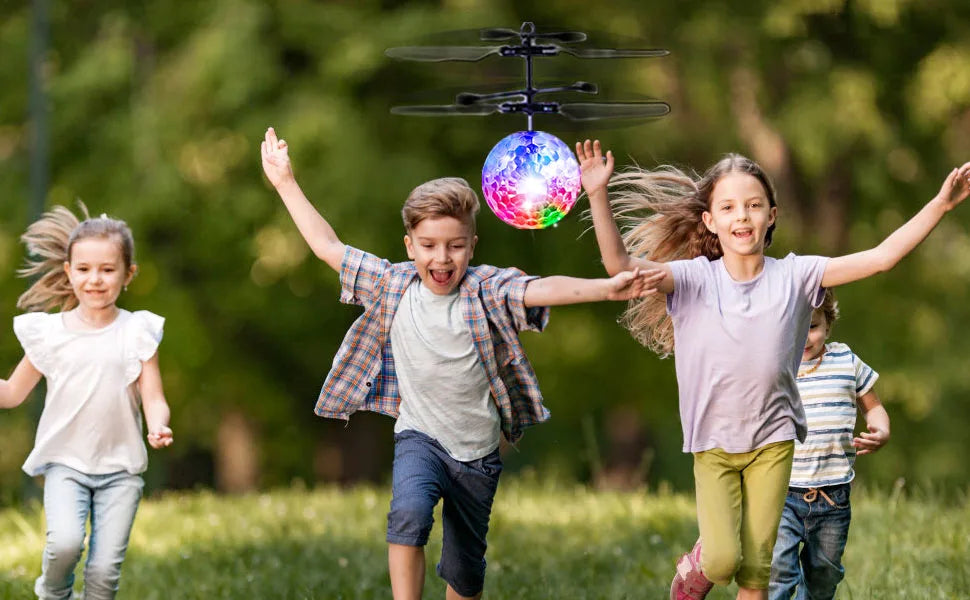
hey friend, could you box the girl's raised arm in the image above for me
[0,357,42,409]
[577,140,674,294]
[138,352,173,449]
[822,162,970,288]
[261,127,346,272]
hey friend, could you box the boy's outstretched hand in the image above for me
[606,268,666,301]
[576,139,614,194]
[935,162,970,210]
[852,423,888,456]
[261,127,294,189]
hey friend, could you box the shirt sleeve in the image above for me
[853,352,879,397]
[666,257,705,316]
[12,312,54,376]
[485,268,548,333]
[126,311,165,385]
[790,254,830,308]
[339,245,391,308]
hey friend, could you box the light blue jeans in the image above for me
[35,464,144,600]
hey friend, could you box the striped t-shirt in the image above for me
[790,342,878,487]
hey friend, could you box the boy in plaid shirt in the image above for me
[261,128,663,600]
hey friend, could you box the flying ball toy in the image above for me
[387,21,670,229]
[481,130,581,229]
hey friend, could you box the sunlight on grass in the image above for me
[0,480,967,599]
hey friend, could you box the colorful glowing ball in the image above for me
[481,130,582,229]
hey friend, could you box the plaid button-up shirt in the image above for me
[314,245,551,443]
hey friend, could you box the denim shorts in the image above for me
[387,429,502,597]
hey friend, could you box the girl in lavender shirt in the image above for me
[577,139,969,600]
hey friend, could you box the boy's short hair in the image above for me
[402,177,480,233]
[817,288,840,326]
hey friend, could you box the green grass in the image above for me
[0,477,967,599]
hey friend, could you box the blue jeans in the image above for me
[768,484,851,600]
[35,464,144,600]
[386,429,503,598]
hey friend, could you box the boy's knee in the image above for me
[701,546,741,585]
[387,498,435,546]
[437,553,486,599]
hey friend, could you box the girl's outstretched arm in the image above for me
[523,268,666,307]
[261,127,346,272]
[853,389,890,456]
[138,352,173,449]
[0,357,42,409]
[577,140,674,294]
[822,162,970,288]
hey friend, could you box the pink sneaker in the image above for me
[669,538,713,600]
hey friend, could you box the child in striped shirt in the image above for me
[767,289,890,600]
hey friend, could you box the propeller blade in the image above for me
[390,104,500,116]
[479,27,519,41]
[558,102,671,121]
[535,31,587,44]
[384,46,501,62]
[558,46,670,59]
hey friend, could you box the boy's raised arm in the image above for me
[523,268,666,307]
[261,127,346,272]
[577,140,674,294]
[822,162,970,288]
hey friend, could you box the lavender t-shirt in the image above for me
[666,254,828,453]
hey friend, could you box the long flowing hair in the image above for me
[608,154,777,356]
[17,203,135,312]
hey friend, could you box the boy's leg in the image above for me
[767,493,807,600]
[736,441,795,597]
[437,448,502,599]
[35,465,91,600]
[387,431,446,600]
[83,471,143,600]
[799,485,851,600]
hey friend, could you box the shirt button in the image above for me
[365,382,372,387]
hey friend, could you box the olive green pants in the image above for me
[693,440,794,589]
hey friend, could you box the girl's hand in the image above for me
[934,161,970,211]
[575,139,615,194]
[605,267,666,301]
[852,424,889,456]
[147,426,174,449]
[261,127,294,189]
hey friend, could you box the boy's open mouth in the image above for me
[430,269,453,285]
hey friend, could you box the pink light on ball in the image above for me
[481,130,581,229]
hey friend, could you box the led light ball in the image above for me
[481,130,581,229]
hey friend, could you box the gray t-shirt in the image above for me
[391,280,500,461]
[667,254,828,453]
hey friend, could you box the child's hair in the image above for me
[606,154,777,356]
[17,203,135,312]
[401,177,480,234]
[815,288,840,328]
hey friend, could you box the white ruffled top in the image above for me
[13,309,164,476]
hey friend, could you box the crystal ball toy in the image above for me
[481,130,582,229]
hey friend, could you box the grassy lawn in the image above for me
[0,477,966,598]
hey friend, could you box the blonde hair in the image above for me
[17,203,135,312]
[401,177,480,233]
[607,154,777,356]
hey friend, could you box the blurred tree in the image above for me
[0,0,968,501]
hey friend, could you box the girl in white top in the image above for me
[0,204,173,600]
